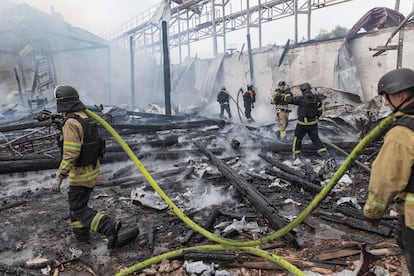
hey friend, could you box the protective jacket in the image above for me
[56,111,101,188]
[271,88,292,107]
[217,89,230,104]
[364,108,414,230]
[288,91,323,125]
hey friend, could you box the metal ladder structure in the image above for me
[104,0,353,63]
[18,46,57,109]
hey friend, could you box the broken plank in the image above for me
[194,141,301,248]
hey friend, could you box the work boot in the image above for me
[73,227,90,243]
[107,221,122,249]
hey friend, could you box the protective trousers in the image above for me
[292,123,327,159]
[244,102,252,119]
[396,216,414,274]
[276,110,289,138]
[220,103,232,119]
[68,185,116,242]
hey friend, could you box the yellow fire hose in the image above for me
[85,109,393,275]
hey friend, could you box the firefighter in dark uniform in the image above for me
[287,82,328,160]
[363,68,414,274]
[271,81,293,139]
[217,86,232,119]
[51,85,121,249]
[242,84,256,121]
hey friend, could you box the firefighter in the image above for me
[217,86,232,119]
[271,80,293,139]
[51,85,122,249]
[242,84,256,121]
[287,82,328,160]
[363,68,414,274]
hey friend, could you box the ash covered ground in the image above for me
[0,120,409,276]
[0,90,410,275]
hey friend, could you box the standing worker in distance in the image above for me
[271,80,293,140]
[217,86,232,120]
[363,68,414,275]
[241,83,256,121]
[52,85,122,249]
[287,82,328,160]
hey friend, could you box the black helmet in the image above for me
[54,85,85,113]
[300,82,311,92]
[54,85,79,100]
[221,86,226,90]
[278,81,286,86]
[377,68,414,95]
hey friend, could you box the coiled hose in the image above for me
[85,109,393,275]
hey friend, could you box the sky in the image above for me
[11,0,414,61]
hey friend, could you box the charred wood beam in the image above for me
[194,141,301,248]
[334,205,396,230]
[112,119,224,134]
[265,167,322,193]
[219,211,258,219]
[100,166,187,187]
[323,140,371,173]
[105,135,179,153]
[0,121,52,133]
[137,148,225,160]
[239,141,358,153]
[223,258,335,270]
[0,153,59,161]
[125,110,190,120]
[259,153,320,184]
[317,212,393,236]
[175,166,195,182]
[181,208,220,245]
[0,200,27,212]
[182,250,250,263]
[148,224,155,254]
[0,152,130,174]
[0,159,59,174]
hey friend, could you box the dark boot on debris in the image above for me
[107,221,122,249]
[116,226,140,248]
[73,227,90,243]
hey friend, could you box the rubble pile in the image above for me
[0,96,408,275]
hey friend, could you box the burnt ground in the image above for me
[0,119,410,276]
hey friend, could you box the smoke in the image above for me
[181,180,236,211]
[0,169,55,199]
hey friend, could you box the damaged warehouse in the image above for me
[1,0,414,275]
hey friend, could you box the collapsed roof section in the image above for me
[334,7,405,101]
[346,7,405,41]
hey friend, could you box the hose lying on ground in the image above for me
[85,109,393,275]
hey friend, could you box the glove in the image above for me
[251,103,254,109]
[52,177,63,193]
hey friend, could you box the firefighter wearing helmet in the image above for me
[363,68,414,274]
[287,82,329,160]
[216,86,232,119]
[271,80,293,139]
[52,85,122,249]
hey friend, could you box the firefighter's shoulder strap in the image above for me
[392,115,414,192]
